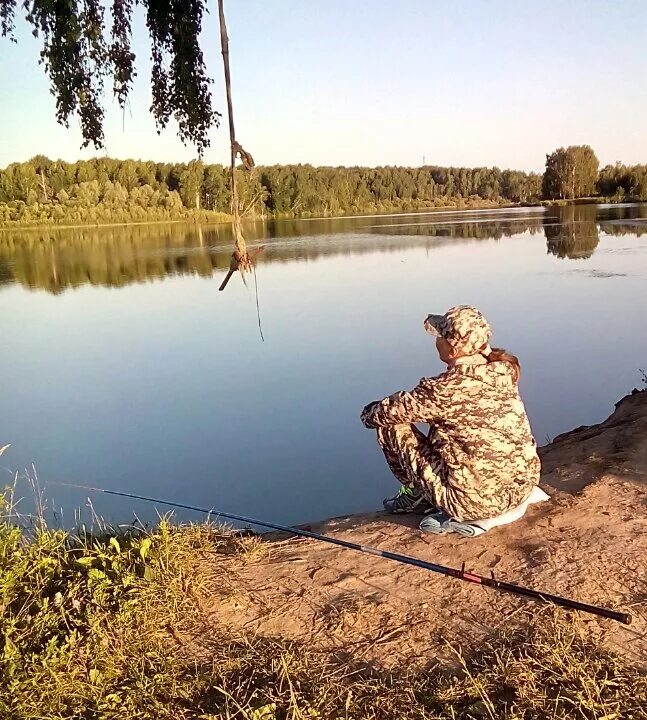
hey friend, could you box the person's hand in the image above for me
[360,401,379,427]
[423,315,437,335]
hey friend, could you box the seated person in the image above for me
[360,305,540,530]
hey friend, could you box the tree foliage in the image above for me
[0,0,219,152]
[597,163,647,200]
[0,156,543,226]
[542,145,599,200]
[2,151,644,229]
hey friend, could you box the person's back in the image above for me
[417,356,539,521]
[361,305,540,526]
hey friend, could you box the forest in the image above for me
[0,149,645,228]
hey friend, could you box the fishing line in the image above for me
[252,262,265,342]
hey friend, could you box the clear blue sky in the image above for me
[1,0,646,171]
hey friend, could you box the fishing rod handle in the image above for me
[489,578,632,625]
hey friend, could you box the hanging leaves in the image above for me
[110,0,136,107]
[0,0,16,37]
[146,0,218,154]
[21,0,108,147]
[0,0,220,152]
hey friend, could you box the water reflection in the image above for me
[0,225,229,294]
[1,204,646,293]
[543,204,600,259]
[3,203,647,529]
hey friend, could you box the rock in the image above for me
[540,389,647,492]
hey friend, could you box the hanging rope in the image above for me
[217,0,256,291]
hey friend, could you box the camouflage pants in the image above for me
[375,424,533,521]
[376,424,451,514]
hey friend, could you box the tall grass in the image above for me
[1,469,646,718]
[1,488,199,717]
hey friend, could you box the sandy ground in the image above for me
[193,389,647,668]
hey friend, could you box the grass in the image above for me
[1,468,646,719]
[190,619,647,719]
[0,211,233,231]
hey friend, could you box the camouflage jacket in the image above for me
[361,356,540,519]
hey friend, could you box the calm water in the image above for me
[1,203,647,527]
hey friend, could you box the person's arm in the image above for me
[360,378,443,429]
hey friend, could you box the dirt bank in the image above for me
[191,389,647,667]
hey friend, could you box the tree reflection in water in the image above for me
[0,205,645,293]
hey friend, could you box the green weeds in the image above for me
[1,475,645,719]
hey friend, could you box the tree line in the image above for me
[0,156,540,226]
[541,146,647,201]
[0,148,645,227]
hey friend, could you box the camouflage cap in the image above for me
[424,305,492,355]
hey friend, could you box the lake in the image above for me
[1,203,647,528]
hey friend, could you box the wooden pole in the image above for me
[217,0,246,261]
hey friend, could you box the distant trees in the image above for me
[1,149,645,228]
[502,170,542,203]
[542,145,599,200]
[0,157,543,227]
[178,160,205,210]
[0,158,209,226]
[541,148,647,202]
[597,163,647,200]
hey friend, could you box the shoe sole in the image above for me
[419,518,484,537]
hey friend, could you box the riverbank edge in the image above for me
[1,195,641,232]
[2,390,647,716]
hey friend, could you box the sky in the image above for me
[1,0,646,172]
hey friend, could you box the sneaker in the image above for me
[419,510,485,537]
[418,509,452,534]
[383,486,431,514]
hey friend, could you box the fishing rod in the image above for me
[47,480,631,625]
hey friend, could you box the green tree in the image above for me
[542,145,599,200]
[203,165,229,211]
[0,155,579,227]
[178,160,205,210]
[0,0,219,152]
[116,160,140,192]
[72,180,101,206]
[598,163,647,200]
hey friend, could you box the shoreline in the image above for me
[3,389,646,715]
[1,196,642,233]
